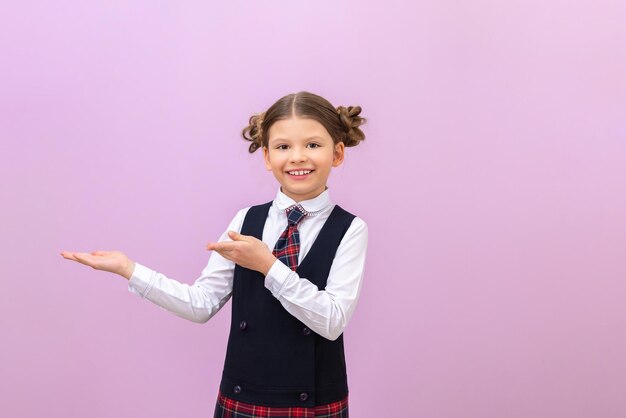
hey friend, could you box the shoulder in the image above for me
[333,205,368,239]
[333,205,367,226]
[225,206,251,233]
[335,214,368,254]
[348,215,368,236]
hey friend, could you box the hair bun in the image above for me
[241,112,265,153]
[337,105,367,147]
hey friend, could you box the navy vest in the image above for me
[219,201,357,407]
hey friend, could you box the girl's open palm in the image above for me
[60,250,135,280]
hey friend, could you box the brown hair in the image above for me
[241,91,367,153]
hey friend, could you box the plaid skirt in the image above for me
[213,391,349,418]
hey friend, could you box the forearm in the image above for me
[128,262,231,323]
[264,259,364,341]
[264,217,369,340]
[266,262,359,340]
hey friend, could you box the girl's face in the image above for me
[263,116,344,203]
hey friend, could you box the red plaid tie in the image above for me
[272,204,308,271]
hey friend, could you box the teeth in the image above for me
[288,170,311,176]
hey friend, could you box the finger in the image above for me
[74,252,101,266]
[60,251,79,261]
[92,250,107,256]
[207,242,235,252]
[72,252,88,264]
[73,252,90,260]
[206,245,234,260]
[228,231,248,241]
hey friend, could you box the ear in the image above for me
[262,146,272,171]
[332,141,345,167]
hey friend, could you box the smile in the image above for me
[286,170,313,176]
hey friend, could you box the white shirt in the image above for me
[128,187,369,341]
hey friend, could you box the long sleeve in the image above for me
[127,208,247,323]
[263,217,368,341]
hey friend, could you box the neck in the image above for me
[281,186,328,203]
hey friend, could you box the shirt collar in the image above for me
[273,186,332,214]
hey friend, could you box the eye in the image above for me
[276,144,289,150]
[307,143,321,148]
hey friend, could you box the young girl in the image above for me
[61,91,368,418]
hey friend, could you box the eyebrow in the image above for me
[270,136,324,142]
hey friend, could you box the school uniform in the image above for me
[127,187,368,417]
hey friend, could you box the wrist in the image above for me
[260,255,277,276]
[122,260,135,281]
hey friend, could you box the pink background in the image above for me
[1,1,625,417]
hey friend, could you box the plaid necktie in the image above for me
[272,204,308,271]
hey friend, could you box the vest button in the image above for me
[302,327,311,336]
[233,385,242,394]
[299,392,308,401]
[239,320,247,330]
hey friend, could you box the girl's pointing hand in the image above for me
[206,231,277,276]
[60,250,135,280]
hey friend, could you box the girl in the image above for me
[61,91,369,418]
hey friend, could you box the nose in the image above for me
[290,146,307,163]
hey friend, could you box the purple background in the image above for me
[2,1,625,417]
